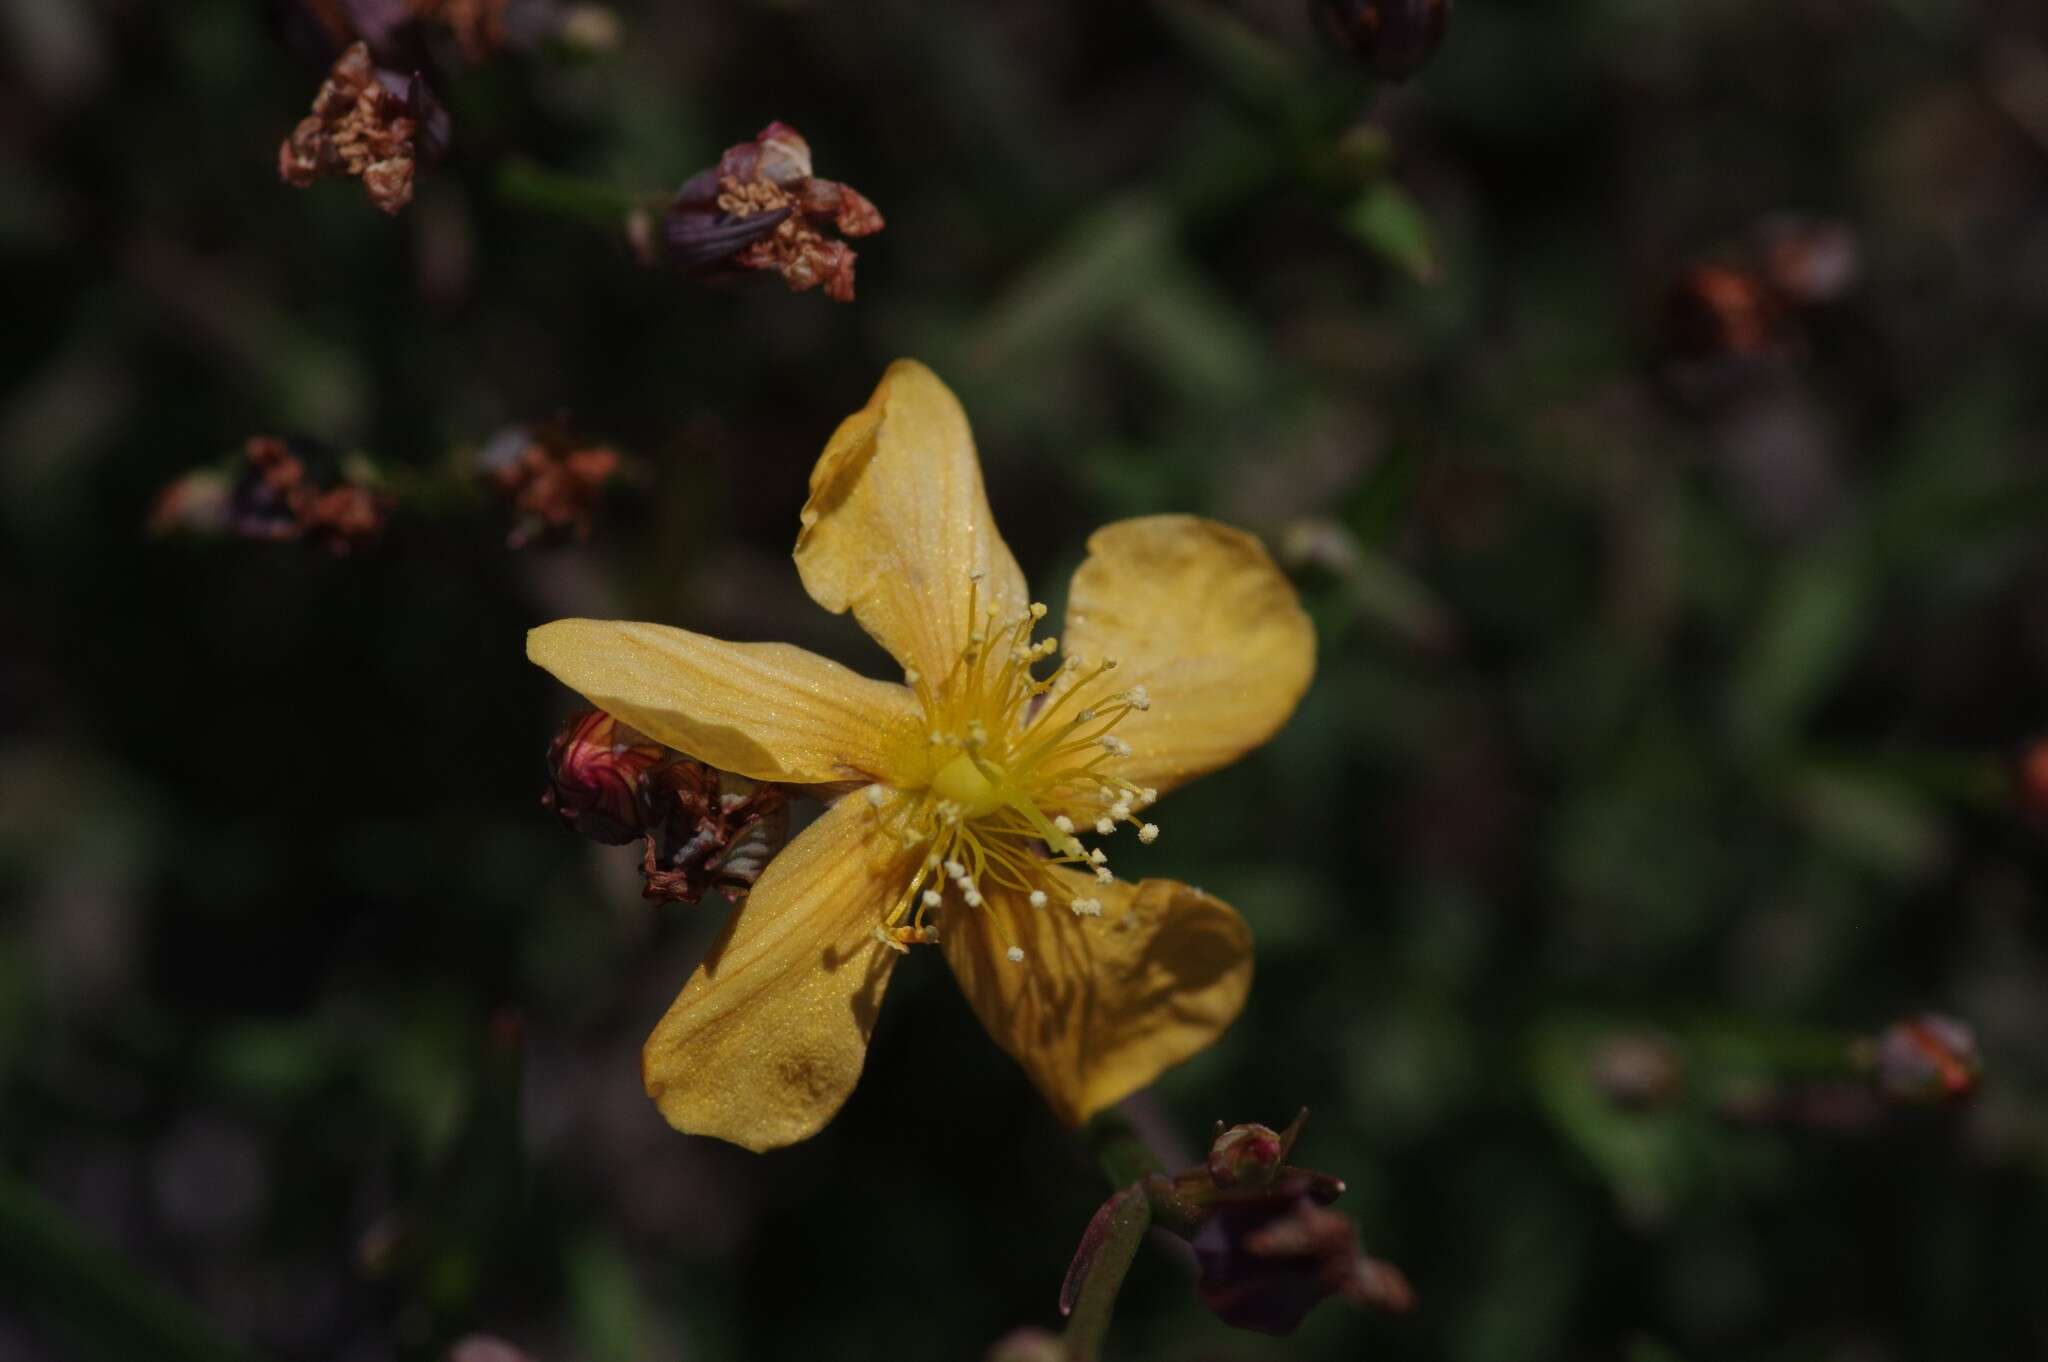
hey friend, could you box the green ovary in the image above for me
[931,752,1009,819]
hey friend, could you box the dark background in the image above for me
[5,1,2048,1359]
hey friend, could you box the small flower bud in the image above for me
[540,709,665,845]
[1312,0,1451,82]
[1868,1013,1981,1105]
[1207,1119,1291,1189]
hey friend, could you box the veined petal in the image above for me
[528,619,922,787]
[795,360,1030,682]
[941,868,1254,1127]
[1059,515,1314,797]
[641,795,913,1152]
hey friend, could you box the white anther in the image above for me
[967,720,987,745]
[1125,684,1150,710]
[1138,823,1159,844]
[1095,817,1115,835]
[943,859,966,879]
[1101,736,1132,758]
[928,730,945,745]
[1005,946,1024,963]
[904,668,921,686]
[964,889,984,908]
[922,889,943,908]
[1139,787,1158,807]
[1088,848,1108,866]
[1095,867,1114,884]
[1077,709,1096,723]
[1054,815,1075,834]
[1071,897,1102,917]
[1109,802,1131,821]
[865,785,885,808]
[1028,890,1048,909]
[1030,602,1048,619]
[1099,789,1118,805]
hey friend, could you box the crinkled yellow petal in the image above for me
[528,619,923,787]
[1060,515,1314,797]
[940,868,1254,1127]
[641,796,913,1152]
[795,360,1030,682]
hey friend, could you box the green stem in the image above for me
[0,1166,269,1362]
[1086,1108,1167,1188]
[496,159,662,228]
[1060,1189,1153,1362]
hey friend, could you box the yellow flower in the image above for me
[527,361,1315,1151]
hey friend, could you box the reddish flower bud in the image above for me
[1870,1013,1981,1105]
[1313,0,1451,82]
[1207,1112,1299,1188]
[541,709,665,845]
[662,122,884,301]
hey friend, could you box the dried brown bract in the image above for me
[278,41,449,214]
[663,121,884,301]
[640,762,790,907]
[478,424,623,548]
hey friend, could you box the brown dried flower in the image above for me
[155,436,393,554]
[278,41,448,214]
[478,424,623,548]
[640,761,791,906]
[663,121,884,301]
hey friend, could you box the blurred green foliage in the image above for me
[5,0,2048,1359]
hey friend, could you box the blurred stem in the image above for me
[1086,1108,1167,1188]
[0,1166,268,1362]
[496,159,660,229]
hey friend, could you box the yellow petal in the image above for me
[1060,515,1314,797]
[940,868,1253,1126]
[795,360,1031,682]
[641,795,914,1151]
[528,619,922,786]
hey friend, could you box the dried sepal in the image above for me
[153,436,392,554]
[640,762,791,906]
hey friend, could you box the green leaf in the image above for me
[1343,181,1439,283]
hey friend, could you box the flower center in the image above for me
[862,572,1161,962]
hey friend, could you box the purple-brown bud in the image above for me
[541,709,665,845]
[1313,0,1451,82]
[1868,1013,1981,1106]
